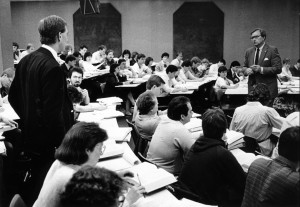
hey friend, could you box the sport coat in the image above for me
[244,43,282,99]
[9,47,73,157]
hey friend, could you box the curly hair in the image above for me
[61,166,125,207]
[247,83,270,105]
[67,85,83,104]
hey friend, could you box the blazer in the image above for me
[104,73,127,97]
[9,47,73,158]
[244,43,282,99]
[227,69,240,84]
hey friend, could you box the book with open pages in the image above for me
[226,130,245,150]
[126,162,177,193]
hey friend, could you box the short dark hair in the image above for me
[145,57,153,66]
[202,108,227,139]
[110,63,119,73]
[278,126,300,162]
[61,166,125,207]
[122,49,131,58]
[182,59,192,67]
[12,42,19,48]
[131,51,139,59]
[137,91,156,115]
[55,122,108,165]
[83,52,92,61]
[218,66,228,73]
[105,49,113,55]
[69,67,84,78]
[65,55,76,63]
[282,58,290,65]
[167,96,190,121]
[166,64,178,74]
[251,28,267,40]
[98,45,106,51]
[137,53,146,60]
[146,75,165,90]
[72,51,81,58]
[219,59,226,66]
[161,52,169,59]
[176,51,183,57]
[118,58,126,65]
[67,85,83,104]
[38,15,67,45]
[229,61,241,69]
[190,56,201,64]
[80,45,88,50]
[247,83,270,105]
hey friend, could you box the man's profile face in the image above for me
[70,71,82,87]
[68,60,76,68]
[1,74,14,89]
[58,26,69,53]
[138,57,145,65]
[250,30,265,47]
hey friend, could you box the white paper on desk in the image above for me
[185,82,202,90]
[106,127,132,142]
[97,97,123,105]
[99,139,124,159]
[226,130,244,145]
[0,141,6,155]
[99,118,119,129]
[128,162,177,193]
[225,87,248,95]
[95,109,124,119]
[184,118,202,132]
[1,104,20,120]
[230,148,270,172]
[132,78,146,84]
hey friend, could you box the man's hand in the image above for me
[250,65,261,73]
[126,185,146,205]
[81,89,89,98]
[245,68,254,75]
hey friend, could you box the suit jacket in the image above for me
[244,43,282,99]
[104,73,127,97]
[227,69,240,84]
[9,47,73,158]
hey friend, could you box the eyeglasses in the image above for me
[250,35,261,40]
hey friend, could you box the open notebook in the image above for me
[127,162,177,193]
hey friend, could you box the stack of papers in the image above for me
[226,130,245,150]
[128,162,177,193]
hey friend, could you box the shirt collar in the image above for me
[246,101,262,106]
[42,44,59,61]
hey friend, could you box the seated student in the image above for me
[155,52,170,73]
[78,45,88,60]
[215,66,239,89]
[91,45,106,65]
[104,49,116,67]
[81,52,98,72]
[144,56,154,77]
[230,83,284,156]
[135,91,161,141]
[197,58,210,77]
[121,49,131,68]
[33,122,134,207]
[178,59,202,82]
[228,61,242,84]
[278,58,292,81]
[12,42,20,62]
[147,96,195,175]
[61,55,76,78]
[209,59,226,77]
[104,63,135,115]
[0,68,15,101]
[130,51,138,66]
[190,56,202,78]
[170,51,183,67]
[61,166,145,207]
[179,108,246,206]
[132,75,166,121]
[131,53,147,78]
[289,58,300,77]
[242,126,300,207]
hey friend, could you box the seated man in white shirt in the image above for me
[170,51,183,67]
[68,67,106,112]
[209,58,226,77]
[130,53,148,78]
[230,83,284,156]
[91,45,106,65]
[19,43,35,60]
[178,59,203,82]
[158,65,186,94]
[155,52,170,72]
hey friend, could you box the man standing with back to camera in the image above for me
[9,15,73,205]
[244,28,282,102]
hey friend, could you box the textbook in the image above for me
[127,162,177,193]
[99,139,124,160]
[231,148,270,172]
[226,130,245,150]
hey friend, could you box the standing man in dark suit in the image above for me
[8,15,73,205]
[244,28,282,100]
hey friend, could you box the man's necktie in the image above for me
[254,48,260,65]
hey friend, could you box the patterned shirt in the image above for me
[242,156,300,207]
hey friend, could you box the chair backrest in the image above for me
[126,119,141,154]
[9,194,27,207]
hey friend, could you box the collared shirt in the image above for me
[230,102,284,142]
[242,156,299,207]
[42,44,59,62]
